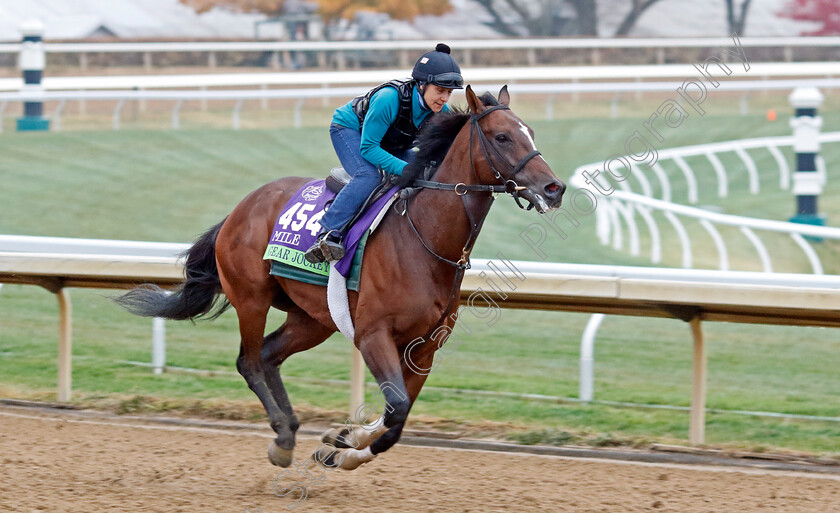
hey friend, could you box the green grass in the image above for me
[1,99,840,455]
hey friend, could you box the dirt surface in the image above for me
[1,406,839,513]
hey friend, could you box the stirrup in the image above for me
[304,231,345,264]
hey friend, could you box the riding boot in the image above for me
[304,230,345,264]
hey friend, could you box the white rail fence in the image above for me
[571,132,840,273]
[1,77,839,132]
[0,36,838,69]
[4,61,840,93]
[569,132,840,402]
[0,236,188,375]
[1,241,839,445]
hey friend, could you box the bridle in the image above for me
[395,104,543,338]
[410,105,542,211]
[398,104,543,271]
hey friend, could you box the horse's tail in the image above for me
[114,218,231,321]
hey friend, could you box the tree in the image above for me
[613,0,665,36]
[179,0,450,24]
[567,0,597,36]
[474,0,671,38]
[475,0,599,37]
[183,0,285,16]
[781,0,840,35]
[725,0,753,35]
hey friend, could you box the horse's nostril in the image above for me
[545,182,564,198]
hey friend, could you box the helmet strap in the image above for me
[417,84,430,110]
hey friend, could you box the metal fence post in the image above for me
[152,317,166,375]
[789,87,826,228]
[350,348,365,418]
[57,289,72,402]
[17,20,49,132]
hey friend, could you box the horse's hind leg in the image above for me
[261,306,335,436]
[230,293,299,467]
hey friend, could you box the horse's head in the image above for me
[465,85,566,213]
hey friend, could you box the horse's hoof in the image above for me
[267,440,293,468]
[320,426,353,449]
[313,446,375,471]
[312,445,341,469]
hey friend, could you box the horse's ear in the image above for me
[465,85,484,115]
[498,85,510,106]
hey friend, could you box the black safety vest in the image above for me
[351,79,424,155]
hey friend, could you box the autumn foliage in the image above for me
[781,0,840,35]
[183,0,285,16]
[180,0,450,21]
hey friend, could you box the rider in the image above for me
[304,43,464,264]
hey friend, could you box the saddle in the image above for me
[325,166,353,193]
[325,166,400,231]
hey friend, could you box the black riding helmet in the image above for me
[411,43,464,90]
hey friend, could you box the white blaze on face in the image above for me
[518,122,548,163]
[518,122,537,150]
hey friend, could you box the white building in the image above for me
[0,0,818,42]
[0,0,280,41]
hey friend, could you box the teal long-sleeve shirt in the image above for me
[332,83,450,176]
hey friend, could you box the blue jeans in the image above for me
[319,124,411,234]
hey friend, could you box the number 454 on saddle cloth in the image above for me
[263,179,397,291]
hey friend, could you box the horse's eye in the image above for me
[495,134,509,143]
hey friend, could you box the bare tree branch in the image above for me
[614,0,663,36]
[474,0,520,36]
[501,0,532,23]
[472,0,600,36]
[568,0,598,35]
[726,0,753,35]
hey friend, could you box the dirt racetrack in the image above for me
[1,405,839,513]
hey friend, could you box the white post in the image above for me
[689,317,706,445]
[0,100,7,133]
[172,99,183,130]
[152,317,166,375]
[200,85,208,112]
[349,348,365,417]
[579,313,605,402]
[57,289,72,402]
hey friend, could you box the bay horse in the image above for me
[116,85,565,471]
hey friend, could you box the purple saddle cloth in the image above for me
[263,179,397,278]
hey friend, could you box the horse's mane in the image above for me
[399,92,500,186]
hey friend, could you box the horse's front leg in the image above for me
[313,329,417,470]
[365,359,430,455]
[314,332,432,470]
